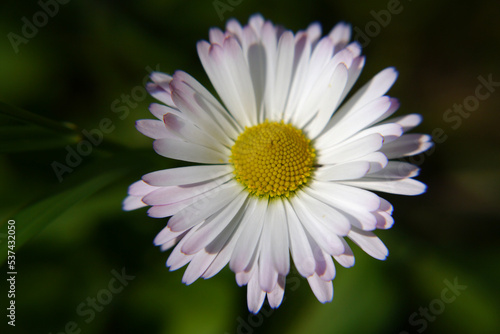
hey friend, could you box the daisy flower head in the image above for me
[124,14,432,313]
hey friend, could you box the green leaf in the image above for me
[0,101,80,152]
[0,124,79,152]
[0,166,128,264]
[0,101,76,135]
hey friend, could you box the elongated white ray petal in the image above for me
[247,267,266,314]
[153,138,228,164]
[267,275,286,309]
[289,195,345,256]
[122,196,147,211]
[167,181,243,232]
[315,161,370,181]
[340,178,427,196]
[316,96,392,148]
[307,274,334,303]
[230,200,267,272]
[181,192,247,255]
[381,134,433,159]
[143,174,232,206]
[284,200,316,277]
[318,133,384,165]
[143,165,232,187]
[348,228,388,260]
[135,119,171,139]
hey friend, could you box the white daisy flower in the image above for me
[123,14,432,313]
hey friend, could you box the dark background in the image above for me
[1,0,499,333]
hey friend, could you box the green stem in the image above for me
[0,101,77,135]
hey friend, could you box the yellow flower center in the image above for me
[230,121,316,199]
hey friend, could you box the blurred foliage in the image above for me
[1,0,499,333]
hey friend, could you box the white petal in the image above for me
[166,225,200,270]
[333,239,355,268]
[374,210,394,230]
[147,73,176,108]
[224,38,258,124]
[249,14,265,35]
[209,27,226,44]
[236,270,252,287]
[259,205,279,292]
[172,71,241,140]
[128,180,158,197]
[267,275,286,309]
[182,250,217,285]
[289,195,345,256]
[316,97,392,148]
[167,250,194,272]
[302,37,334,96]
[142,174,232,206]
[367,161,420,179]
[348,228,388,260]
[184,204,243,283]
[307,233,336,281]
[282,33,313,122]
[319,252,335,281]
[154,225,184,246]
[297,191,350,236]
[305,22,322,44]
[143,165,232,187]
[153,137,228,164]
[167,181,242,232]
[247,267,266,314]
[163,113,230,155]
[328,21,351,49]
[181,192,247,255]
[147,198,197,218]
[318,133,384,165]
[269,31,295,120]
[293,49,352,128]
[135,119,171,139]
[122,196,146,211]
[255,22,276,122]
[170,76,235,146]
[328,152,388,175]
[150,71,173,89]
[372,97,401,124]
[381,134,433,159]
[160,236,183,252]
[197,40,254,127]
[284,200,316,277]
[306,63,349,138]
[306,184,377,231]
[308,181,381,211]
[202,202,252,279]
[149,103,178,120]
[226,19,243,42]
[230,200,267,272]
[344,123,403,147]
[337,55,365,105]
[340,178,427,196]
[315,161,370,181]
[336,67,398,120]
[240,25,259,55]
[379,197,394,214]
[268,200,290,275]
[344,207,377,231]
[382,113,422,132]
[307,274,333,303]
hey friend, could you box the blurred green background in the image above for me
[1,0,499,333]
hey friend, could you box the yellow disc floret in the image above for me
[230,121,316,199]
